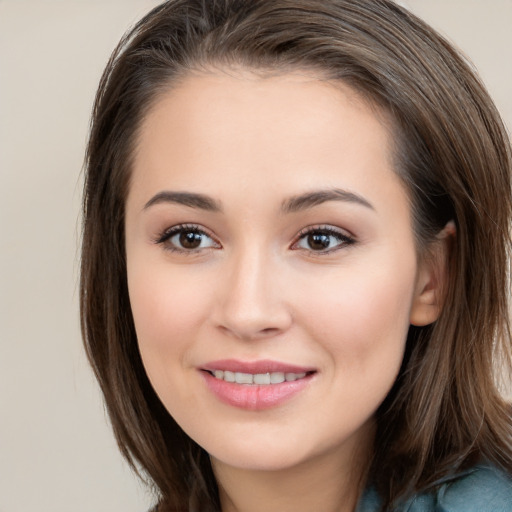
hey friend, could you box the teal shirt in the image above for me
[357,465,512,511]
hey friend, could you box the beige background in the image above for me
[0,1,510,511]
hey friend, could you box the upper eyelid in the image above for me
[154,223,218,245]
[291,225,356,252]
[294,224,355,240]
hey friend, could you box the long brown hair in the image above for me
[81,1,512,509]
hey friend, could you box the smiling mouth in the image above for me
[201,361,316,409]
[204,370,314,385]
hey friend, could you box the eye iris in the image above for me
[307,233,331,250]
[179,231,202,249]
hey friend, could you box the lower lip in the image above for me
[201,371,314,411]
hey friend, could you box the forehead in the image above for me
[136,68,392,156]
[129,69,407,218]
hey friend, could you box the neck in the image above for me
[211,421,374,512]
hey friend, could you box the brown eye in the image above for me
[157,225,219,252]
[179,231,203,249]
[307,233,332,251]
[294,227,355,253]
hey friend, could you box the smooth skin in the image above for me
[125,69,449,512]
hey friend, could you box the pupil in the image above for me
[179,231,202,249]
[308,233,330,250]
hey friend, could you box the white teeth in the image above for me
[253,373,271,385]
[286,372,306,381]
[235,372,253,384]
[210,370,308,385]
[224,370,235,382]
[270,372,285,384]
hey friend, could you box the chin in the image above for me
[202,415,376,475]
[211,446,307,473]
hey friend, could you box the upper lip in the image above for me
[201,359,316,374]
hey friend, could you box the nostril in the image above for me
[216,324,284,341]
[261,327,280,335]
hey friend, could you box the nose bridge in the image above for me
[216,242,290,339]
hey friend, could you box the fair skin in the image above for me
[125,69,445,512]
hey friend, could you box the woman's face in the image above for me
[125,70,438,472]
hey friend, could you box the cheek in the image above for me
[126,259,210,377]
[295,254,416,375]
[127,262,217,422]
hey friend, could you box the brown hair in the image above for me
[81,1,512,509]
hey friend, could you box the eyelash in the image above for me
[154,224,220,253]
[292,225,356,254]
[154,224,355,254]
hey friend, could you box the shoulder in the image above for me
[357,465,512,512]
[433,464,512,512]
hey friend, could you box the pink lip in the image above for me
[200,359,316,411]
[202,359,315,374]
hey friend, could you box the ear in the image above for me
[410,221,456,327]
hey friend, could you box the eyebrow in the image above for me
[143,188,374,214]
[281,188,374,213]
[143,191,222,212]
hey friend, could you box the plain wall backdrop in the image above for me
[0,1,510,511]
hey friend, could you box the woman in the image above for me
[80,1,512,510]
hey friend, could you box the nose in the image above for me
[213,248,292,341]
